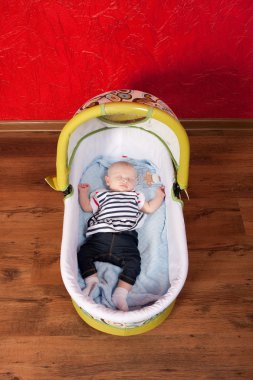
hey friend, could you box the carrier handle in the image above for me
[45,102,189,192]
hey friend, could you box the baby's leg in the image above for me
[77,240,99,297]
[111,231,141,311]
[112,280,132,312]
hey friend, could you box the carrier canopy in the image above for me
[45,90,190,192]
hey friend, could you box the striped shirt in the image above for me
[86,190,145,236]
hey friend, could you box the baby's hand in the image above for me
[156,186,165,199]
[78,183,90,193]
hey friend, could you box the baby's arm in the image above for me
[141,186,165,214]
[78,183,93,212]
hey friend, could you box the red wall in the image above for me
[0,0,253,120]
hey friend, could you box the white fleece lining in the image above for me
[60,127,188,324]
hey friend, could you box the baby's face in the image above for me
[105,164,137,192]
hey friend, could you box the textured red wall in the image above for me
[0,0,253,120]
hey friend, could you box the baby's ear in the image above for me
[105,175,109,185]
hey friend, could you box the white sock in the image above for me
[83,274,99,297]
[112,287,129,311]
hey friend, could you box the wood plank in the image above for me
[1,334,252,379]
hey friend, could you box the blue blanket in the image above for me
[77,156,169,310]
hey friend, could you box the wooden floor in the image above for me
[0,128,252,380]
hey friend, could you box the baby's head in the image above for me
[105,161,137,192]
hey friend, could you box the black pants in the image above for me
[77,231,141,286]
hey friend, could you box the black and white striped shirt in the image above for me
[86,190,145,236]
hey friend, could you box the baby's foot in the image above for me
[112,287,129,311]
[83,274,99,297]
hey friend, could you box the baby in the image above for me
[78,161,165,311]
